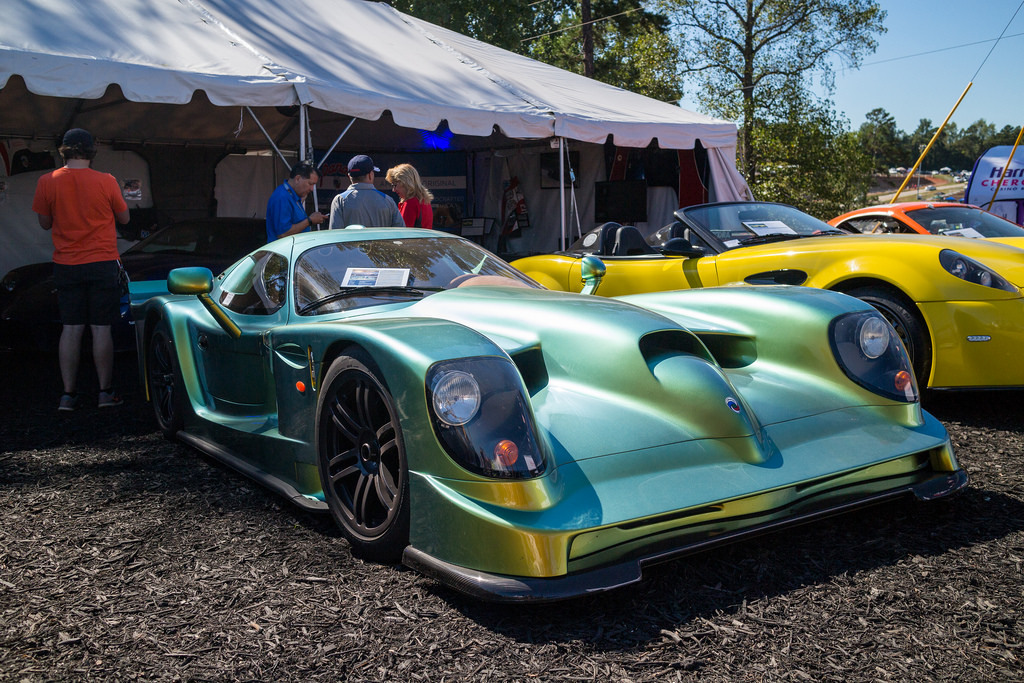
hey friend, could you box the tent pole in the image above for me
[245,106,291,170]
[320,118,357,169]
[300,105,308,162]
[301,105,324,223]
[559,137,566,251]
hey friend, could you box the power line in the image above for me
[862,31,1023,67]
[971,0,1024,81]
[520,6,638,42]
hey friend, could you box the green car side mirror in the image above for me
[167,267,241,338]
[167,267,214,295]
[580,255,606,295]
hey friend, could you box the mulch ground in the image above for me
[1,351,1021,682]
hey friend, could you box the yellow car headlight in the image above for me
[938,249,1015,292]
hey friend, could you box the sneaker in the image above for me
[58,393,81,412]
[98,389,123,408]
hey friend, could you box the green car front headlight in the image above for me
[858,315,890,359]
[938,249,1016,292]
[426,357,546,479]
[830,311,917,402]
[430,370,481,426]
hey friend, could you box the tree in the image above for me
[751,93,871,217]
[389,0,683,101]
[947,120,993,170]
[858,108,903,174]
[994,124,1023,147]
[385,0,561,53]
[528,0,683,100]
[658,0,886,186]
[904,118,936,171]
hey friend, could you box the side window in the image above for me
[841,217,905,234]
[889,219,918,234]
[685,228,714,252]
[838,218,877,233]
[219,250,288,315]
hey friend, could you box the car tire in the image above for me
[316,350,410,562]
[847,286,932,387]
[147,319,185,440]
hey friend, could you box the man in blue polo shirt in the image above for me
[266,161,326,242]
[328,155,404,229]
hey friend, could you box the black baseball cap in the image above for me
[62,128,94,149]
[348,154,379,175]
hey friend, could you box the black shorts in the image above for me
[53,260,121,326]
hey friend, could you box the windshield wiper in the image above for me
[737,233,803,246]
[299,286,433,315]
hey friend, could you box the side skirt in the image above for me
[176,431,328,513]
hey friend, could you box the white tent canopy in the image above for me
[1,0,750,275]
[2,0,741,151]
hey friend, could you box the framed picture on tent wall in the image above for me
[540,151,580,188]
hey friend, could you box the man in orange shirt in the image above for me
[32,129,130,411]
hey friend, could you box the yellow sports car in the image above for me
[513,201,1024,391]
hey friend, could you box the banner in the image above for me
[965,146,1024,206]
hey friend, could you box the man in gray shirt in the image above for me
[328,155,404,229]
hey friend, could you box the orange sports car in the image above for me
[830,202,1024,244]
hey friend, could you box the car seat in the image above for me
[571,222,621,254]
[667,221,691,242]
[611,225,656,256]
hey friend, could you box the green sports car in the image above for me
[132,227,966,602]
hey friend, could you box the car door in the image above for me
[193,250,290,416]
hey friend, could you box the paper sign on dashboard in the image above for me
[742,220,797,235]
[341,268,411,287]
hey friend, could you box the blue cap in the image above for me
[347,154,379,175]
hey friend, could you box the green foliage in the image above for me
[859,108,902,174]
[388,0,682,101]
[527,0,682,101]
[385,0,561,53]
[658,0,886,198]
[851,109,1023,173]
[751,97,871,218]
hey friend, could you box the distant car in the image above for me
[0,217,266,352]
[513,201,1024,390]
[830,202,1024,242]
[132,226,965,601]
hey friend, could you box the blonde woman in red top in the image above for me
[386,164,434,228]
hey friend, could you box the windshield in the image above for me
[294,236,540,315]
[905,206,1024,238]
[680,203,841,249]
[124,219,264,259]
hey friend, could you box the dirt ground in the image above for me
[1,350,1021,682]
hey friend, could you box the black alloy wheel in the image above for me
[316,351,409,561]
[147,320,185,439]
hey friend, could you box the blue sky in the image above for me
[829,2,1024,133]
[680,2,1024,135]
